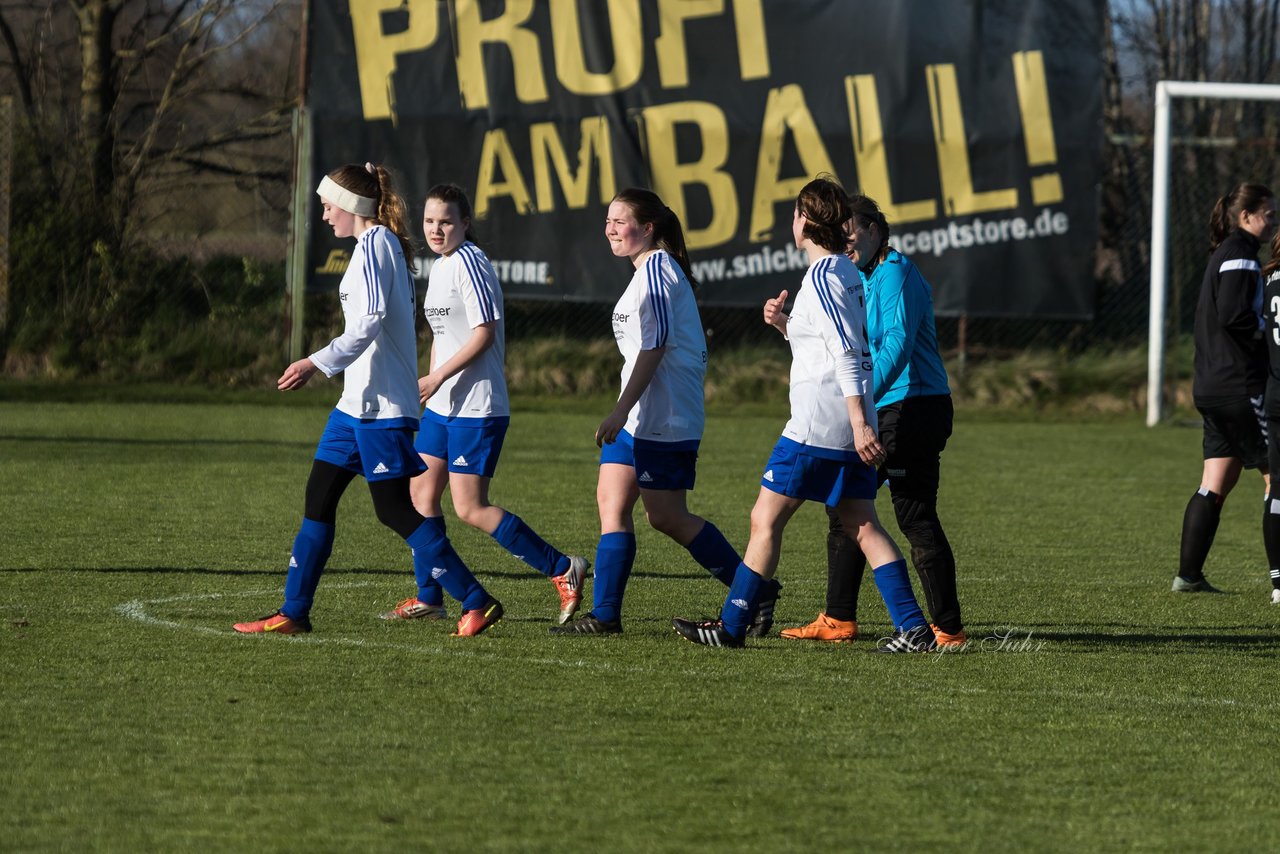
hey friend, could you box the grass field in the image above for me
[3,393,1279,851]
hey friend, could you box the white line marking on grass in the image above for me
[114,589,1257,707]
[114,584,669,675]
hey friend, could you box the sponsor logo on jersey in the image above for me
[372,462,390,475]
[431,566,447,580]
[452,455,469,467]
[424,307,452,317]
[612,312,631,323]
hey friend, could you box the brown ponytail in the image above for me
[1209,183,1274,251]
[611,187,699,289]
[326,162,416,271]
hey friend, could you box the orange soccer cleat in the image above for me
[379,597,448,621]
[452,599,504,637]
[930,624,968,648]
[550,555,589,624]
[233,610,311,635]
[779,612,858,643]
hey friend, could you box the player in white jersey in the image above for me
[673,177,934,651]
[551,188,756,636]
[233,163,502,638]
[378,183,589,625]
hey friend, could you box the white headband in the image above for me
[316,175,377,217]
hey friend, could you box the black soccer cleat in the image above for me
[672,617,744,648]
[548,613,622,635]
[867,624,937,654]
[745,580,782,638]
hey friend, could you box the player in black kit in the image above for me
[1175,184,1276,594]
[1259,227,1280,604]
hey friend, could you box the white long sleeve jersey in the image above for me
[612,250,708,443]
[309,225,420,424]
[424,241,509,419]
[781,253,875,453]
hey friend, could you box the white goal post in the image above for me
[1148,80,1280,426]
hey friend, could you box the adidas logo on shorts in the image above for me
[372,462,389,475]
[763,470,774,482]
[289,556,298,567]
[453,455,469,467]
[431,566,447,579]
[638,471,653,483]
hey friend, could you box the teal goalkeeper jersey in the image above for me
[861,249,950,407]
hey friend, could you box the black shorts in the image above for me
[1197,395,1267,470]
[876,394,953,501]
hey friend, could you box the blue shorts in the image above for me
[600,429,699,491]
[414,411,510,478]
[315,410,425,482]
[760,436,877,505]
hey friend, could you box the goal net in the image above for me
[1147,80,1280,426]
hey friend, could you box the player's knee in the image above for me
[893,495,945,545]
[452,500,488,529]
[644,507,682,538]
[368,479,422,539]
[304,461,355,524]
[827,529,854,552]
[825,504,847,538]
[892,493,938,528]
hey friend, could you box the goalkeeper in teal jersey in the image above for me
[782,193,965,647]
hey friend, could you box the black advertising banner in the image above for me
[306,0,1104,319]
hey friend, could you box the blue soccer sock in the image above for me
[590,531,637,623]
[406,519,488,611]
[491,511,567,577]
[411,516,446,606]
[871,558,928,632]
[719,562,766,639]
[684,521,741,586]
[282,517,335,620]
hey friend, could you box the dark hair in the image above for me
[1264,228,1280,280]
[1209,183,1274,250]
[795,176,852,254]
[611,187,698,288]
[846,193,892,265]
[327,162,415,268]
[424,183,479,244]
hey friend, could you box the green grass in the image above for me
[2,394,1279,851]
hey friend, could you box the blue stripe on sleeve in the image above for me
[363,230,381,312]
[645,254,669,347]
[811,257,853,351]
[458,243,497,323]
